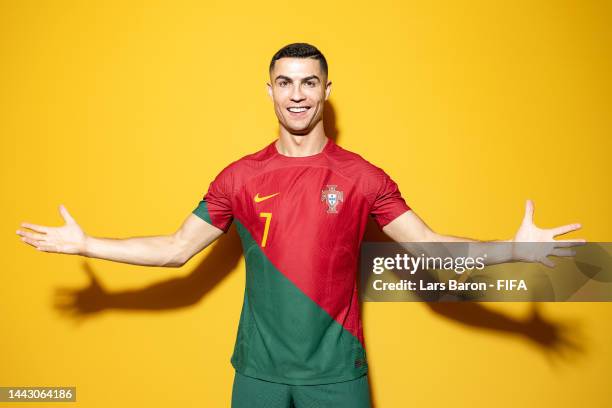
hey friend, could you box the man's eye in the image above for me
[279,81,288,87]
[306,81,315,87]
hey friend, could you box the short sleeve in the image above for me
[370,172,411,229]
[192,168,234,233]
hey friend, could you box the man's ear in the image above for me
[267,83,273,100]
[325,80,332,100]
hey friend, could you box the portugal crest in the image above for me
[321,185,344,213]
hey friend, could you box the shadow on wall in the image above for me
[361,222,587,367]
[52,100,586,408]
[54,226,243,316]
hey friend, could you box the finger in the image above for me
[59,204,76,225]
[522,199,534,225]
[540,256,555,268]
[20,222,49,234]
[16,229,47,241]
[20,236,42,249]
[555,239,587,248]
[551,223,581,237]
[550,248,576,257]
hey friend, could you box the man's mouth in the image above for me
[287,106,311,115]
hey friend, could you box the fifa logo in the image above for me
[321,185,344,213]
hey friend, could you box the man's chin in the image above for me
[282,122,312,135]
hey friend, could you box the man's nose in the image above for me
[290,86,306,102]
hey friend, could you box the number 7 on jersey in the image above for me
[259,212,272,247]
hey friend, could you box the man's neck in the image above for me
[276,122,328,157]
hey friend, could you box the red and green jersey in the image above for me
[193,138,410,385]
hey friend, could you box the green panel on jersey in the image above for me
[232,219,368,385]
[192,200,212,225]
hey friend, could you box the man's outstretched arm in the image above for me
[16,204,223,268]
[382,200,586,268]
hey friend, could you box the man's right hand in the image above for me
[17,204,87,255]
[16,203,225,267]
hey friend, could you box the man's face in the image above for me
[267,57,331,135]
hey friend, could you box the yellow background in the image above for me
[1,1,611,407]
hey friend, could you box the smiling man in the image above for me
[16,43,585,408]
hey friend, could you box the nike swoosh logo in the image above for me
[254,192,280,203]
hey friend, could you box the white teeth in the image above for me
[288,107,308,112]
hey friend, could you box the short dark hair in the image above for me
[269,43,328,79]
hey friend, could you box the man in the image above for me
[16,43,585,408]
